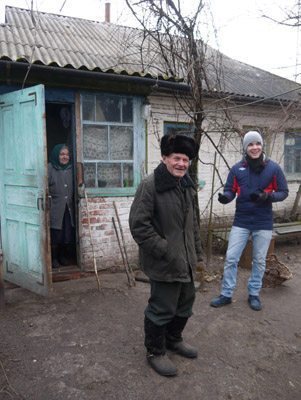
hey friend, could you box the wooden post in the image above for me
[206,152,217,266]
[290,184,301,220]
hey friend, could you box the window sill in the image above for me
[78,187,137,198]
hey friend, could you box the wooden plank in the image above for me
[52,269,94,283]
[274,221,301,227]
[213,222,301,243]
[275,225,301,235]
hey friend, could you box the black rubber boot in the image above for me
[51,245,60,269]
[166,316,198,359]
[144,317,177,377]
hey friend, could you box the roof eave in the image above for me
[0,60,294,106]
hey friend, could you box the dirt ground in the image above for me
[0,240,301,400]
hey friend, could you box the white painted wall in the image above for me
[79,92,301,271]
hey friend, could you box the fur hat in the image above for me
[243,131,263,152]
[160,134,199,160]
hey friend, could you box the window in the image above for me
[164,122,194,136]
[81,93,144,194]
[284,131,301,176]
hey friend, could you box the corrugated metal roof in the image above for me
[1,6,300,102]
[1,6,164,76]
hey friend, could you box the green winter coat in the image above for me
[129,162,203,282]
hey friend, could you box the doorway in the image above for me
[46,102,78,277]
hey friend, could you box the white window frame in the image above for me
[81,92,145,196]
[284,131,301,180]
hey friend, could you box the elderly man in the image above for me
[211,130,288,311]
[129,134,203,377]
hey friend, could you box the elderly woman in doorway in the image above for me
[48,144,75,268]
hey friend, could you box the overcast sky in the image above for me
[1,0,300,82]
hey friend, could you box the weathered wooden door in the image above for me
[0,85,51,296]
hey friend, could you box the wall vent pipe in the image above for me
[105,3,111,23]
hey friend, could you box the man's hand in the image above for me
[218,193,230,204]
[250,189,269,202]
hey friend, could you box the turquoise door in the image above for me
[0,85,51,296]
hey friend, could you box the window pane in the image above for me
[83,125,108,160]
[84,163,96,188]
[123,164,134,187]
[111,126,133,160]
[285,132,301,173]
[82,94,95,121]
[96,95,120,122]
[122,98,133,122]
[164,122,194,136]
[98,163,121,188]
[284,148,294,173]
[295,149,301,172]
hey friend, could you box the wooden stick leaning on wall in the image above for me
[112,217,134,287]
[113,201,135,286]
[84,190,101,291]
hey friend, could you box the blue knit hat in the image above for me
[243,131,263,152]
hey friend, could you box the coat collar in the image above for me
[154,162,195,193]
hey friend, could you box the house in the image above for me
[0,6,300,296]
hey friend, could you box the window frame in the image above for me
[81,92,145,196]
[284,130,301,180]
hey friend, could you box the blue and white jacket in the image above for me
[223,158,289,230]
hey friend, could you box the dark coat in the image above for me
[223,158,288,230]
[129,163,203,282]
[48,163,74,230]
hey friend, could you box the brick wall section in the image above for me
[79,196,137,271]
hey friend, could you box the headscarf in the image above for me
[50,144,72,170]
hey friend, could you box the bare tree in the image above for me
[123,0,247,264]
[124,0,235,183]
[262,0,301,27]
[124,0,301,233]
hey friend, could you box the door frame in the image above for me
[45,99,80,273]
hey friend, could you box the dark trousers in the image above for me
[144,279,196,326]
[144,279,196,355]
[51,206,74,246]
